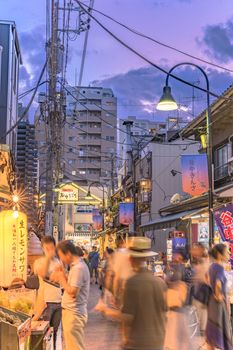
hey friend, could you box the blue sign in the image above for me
[172,238,187,253]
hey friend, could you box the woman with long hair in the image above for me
[206,243,233,350]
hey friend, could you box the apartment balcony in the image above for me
[78,138,102,146]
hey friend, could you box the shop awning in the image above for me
[140,209,200,231]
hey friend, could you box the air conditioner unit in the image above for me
[170,193,181,204]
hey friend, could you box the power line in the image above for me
[0,60,47,141]
[78,1,233,75]
[76,1,233,101]
[19,81,47,99]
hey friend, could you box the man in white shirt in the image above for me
[51,241,90,350]
[33,236,62,349]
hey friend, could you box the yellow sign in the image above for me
[0,210,28,287]
[58,183,79,203]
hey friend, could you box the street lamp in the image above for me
[156,62,213,246]
[85,181,106,231]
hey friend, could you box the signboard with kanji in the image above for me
[119,202,134,226]
[58,184,79,203]
[181,154,209,196]
[214,204,233,268]
[0,210,28,287]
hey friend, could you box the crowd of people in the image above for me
[30,235,233,350]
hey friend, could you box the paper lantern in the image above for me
[0,210,28,287]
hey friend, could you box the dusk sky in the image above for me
[2,0,233,120]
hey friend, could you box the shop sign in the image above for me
[58,184,79,203]
[119,202,134,226]
[181,154,209,196]
[74,223,92,232]
[172,237,187,254]
[0,210,27,287]
[198,222,209,243]
[214,204,233,267]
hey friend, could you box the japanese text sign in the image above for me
[181,154,209,196]
[214,204,233,268]
[119,202,134,226]
[0,210,28,287]
[58,184,79,203]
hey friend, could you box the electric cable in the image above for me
[0,60,47,141]
[75,1,233,101]
[77,0,233,74]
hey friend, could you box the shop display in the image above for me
[0,306,31,350]
[0,288,36,315]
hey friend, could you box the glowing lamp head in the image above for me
[85,190,93,201]
[13,210,19,219]
[156,86,178,111]
[12,194,19,203]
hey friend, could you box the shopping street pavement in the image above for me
[57,284,207,350]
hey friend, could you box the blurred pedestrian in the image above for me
[111,235,134,307]
[206,244,233,350]
[88,246,99,284]
[165,258,194,350]
[191,243,211,336]
[51,241,90,350]
[33,236,62,350]
[96,237,167,350]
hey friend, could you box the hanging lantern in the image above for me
[140,178,152,192]
[0,210,28,287]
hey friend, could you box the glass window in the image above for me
[214,144,228,180]
[79,170,86,175]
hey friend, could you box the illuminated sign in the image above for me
[58,184,79,203]
[0,210,27,287]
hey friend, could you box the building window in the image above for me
[79,170,86,175]
[214,144,228,180]
[69,136,75,141]
[68,159,75,165]
[69,148,73,153]
[110,136,114,141]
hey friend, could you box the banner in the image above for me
[119,202,134,226]
[181,154,209,196]
[214,204,233,268]
[0,210,28,287]
[92,209,103,231]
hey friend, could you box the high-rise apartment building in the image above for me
[35,86,117,191]
[16,104,38,220]
[0,21,22,150]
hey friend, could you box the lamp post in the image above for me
[85,181,106,231]
[157,62,213,246]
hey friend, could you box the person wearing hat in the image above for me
[95,237,167,350]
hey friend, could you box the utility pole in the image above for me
[44,0,95,237]
[111,154,115,195]
[45,0,64,236]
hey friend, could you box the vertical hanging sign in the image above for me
[181,154,209,196]
[0,210,28,287]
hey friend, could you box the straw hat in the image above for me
[127,237,158,258]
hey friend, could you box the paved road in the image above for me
[85,285,121,350]
[57,284,207,350]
